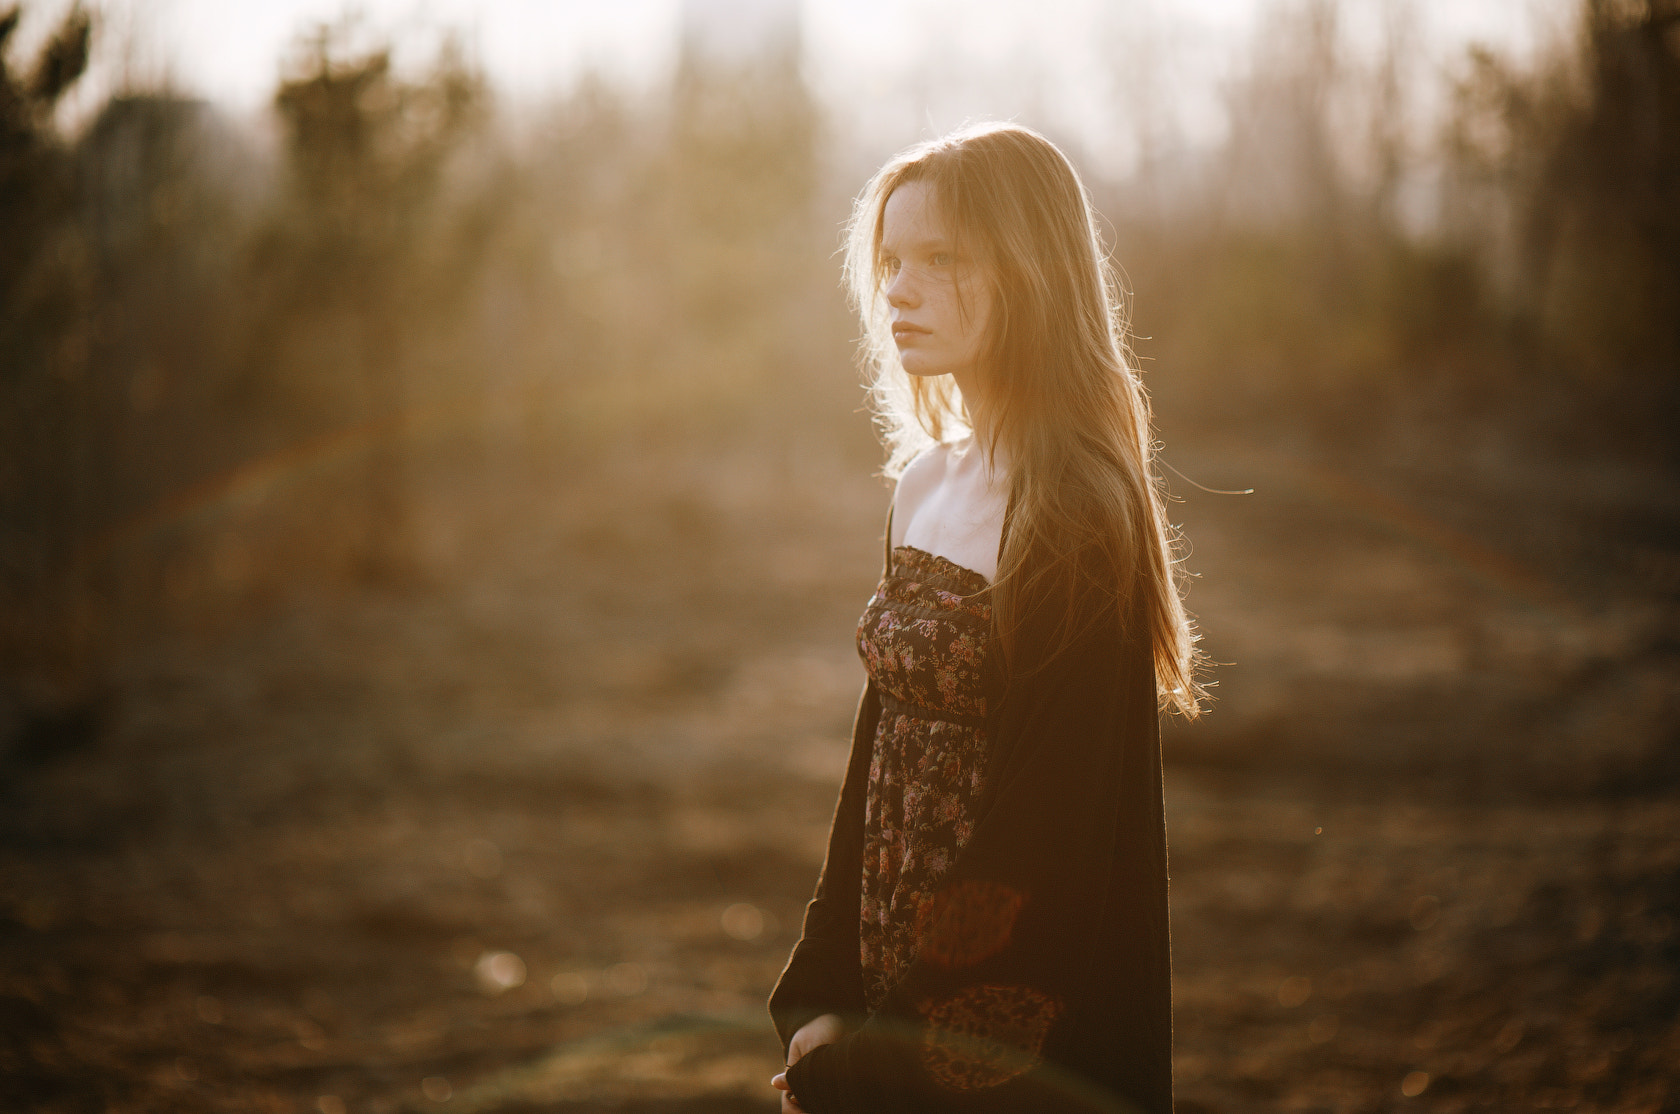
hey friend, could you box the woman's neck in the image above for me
[949,432,1011,491]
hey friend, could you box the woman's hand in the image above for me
[770,1013,845,1113]
[788,1013,846,1064]
[770,1070,805,1113]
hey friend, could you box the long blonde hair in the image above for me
[846,122,1203,716]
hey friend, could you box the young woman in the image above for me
[767,123,1201,1114]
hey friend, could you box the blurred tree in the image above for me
[266,24,484,579]
[664,25,822,401]
[75,93,257,614]
[1532,0,1680,433]
[0,3,95,698]
[1446,0,1679,456]
[1112,0,1513,438]
[1218,0,1344,233]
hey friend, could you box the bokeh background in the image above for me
[2,0,1676,1111]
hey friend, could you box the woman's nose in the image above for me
[886,268,917,308]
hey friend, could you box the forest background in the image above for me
[1,0,1676,1111]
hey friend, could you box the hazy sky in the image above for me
[25,0,1570,162]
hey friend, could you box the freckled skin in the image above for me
[880,181,993,393]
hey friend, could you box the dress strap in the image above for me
[998,484,1015,567]
[883,502,895,576]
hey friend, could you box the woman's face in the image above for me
[880,181,993,390]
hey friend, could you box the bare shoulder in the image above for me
[890,442,948,547]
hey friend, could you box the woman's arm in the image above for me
[770,491,910,1050]
[768,682,879,1051]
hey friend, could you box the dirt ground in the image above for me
[2,422,1676,1114]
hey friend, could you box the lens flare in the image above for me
[475,950,527,992]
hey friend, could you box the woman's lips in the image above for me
[891,322,928,342]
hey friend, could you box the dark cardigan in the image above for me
[769,511,1174,1114]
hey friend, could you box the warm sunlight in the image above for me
[2,0,1670,1109]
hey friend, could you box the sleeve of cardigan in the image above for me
[769,499,898,1054]
[766,681,880,1052]
[785,606,1165,1114]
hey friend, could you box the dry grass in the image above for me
[1,423,1674,1113]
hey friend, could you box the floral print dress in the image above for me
[854,544,993,1014]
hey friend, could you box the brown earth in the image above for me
[2,423,1676,1114]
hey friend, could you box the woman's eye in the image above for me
[884,256,902,275]
[931,252,953,267]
